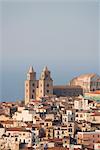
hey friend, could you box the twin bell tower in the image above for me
[25,66,53,104]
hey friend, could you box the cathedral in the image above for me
[24,66,85,105]
[25,66,53,104]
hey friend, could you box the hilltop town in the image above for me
[0,66,100,150]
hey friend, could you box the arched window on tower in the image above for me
[47,84,49,87]
[47,90,49,93]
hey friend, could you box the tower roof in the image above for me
[28,66,34,73]
[43,66,48,72]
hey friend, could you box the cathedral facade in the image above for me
[25,66,53,104]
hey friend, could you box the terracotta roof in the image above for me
[47,138,63,142]
[45,119,52,122]
[0,120,13,124]
[77,110,90,113]
[0,113,10,117]
[31,100,40,103]
[48,147,68,150]
[91,112,100,116]
[32,124,41,128]
[89,90,100,94]
[20,147,33,150]
[6,127,31,132]
[26,123,33,128]
[48,147,81,150]
[38,106,49,109]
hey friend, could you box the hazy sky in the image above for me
[0,0,100,101]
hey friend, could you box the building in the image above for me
[12,109,33,122]
[74,95,89,110]
[90,112,100,124]
[53,85,83,97]
[25,66,53,104]
[75,110,92,122]
[70,73,100,93]
[62,110,75,125]
[54,123,75,139]
[6,127,32,147]
[77,130,100,149]
[46,127,54,139]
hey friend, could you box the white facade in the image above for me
[45,114,54,120]
[13,109,33,122]
[0,137,19,150]
[0,127,5,138]
[74,95,89,110]
[6,129,32,147]
[54,126,68,139]
[62,110,75,125]
[75,111,92,122]
[94,143,100,150]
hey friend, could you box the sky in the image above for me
[0,0,100,101]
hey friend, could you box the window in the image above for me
[68,128,72,132]
[33,89,34,93]
[80,114,83,117]
[32,95,34,99]
[8,133,10,136]
[48,134,51,137]
[47,90,49,93]
[71,117,73,121]
[69,124,72,127]
[32,83,34,87]
[47,84,49,87]
[46,75,48,78]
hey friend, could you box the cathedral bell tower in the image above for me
[39,66,53,98]
[25,66,36,105]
